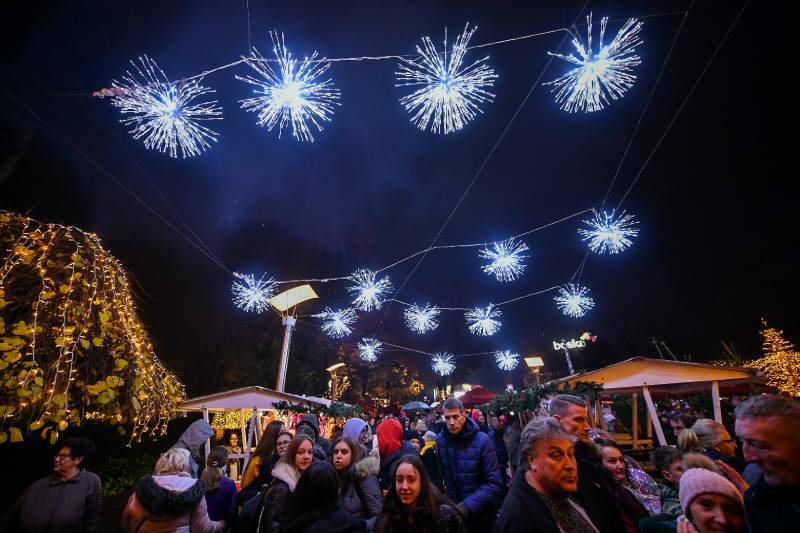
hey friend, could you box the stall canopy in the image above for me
[460,386,496,408]
[552,357,764,448]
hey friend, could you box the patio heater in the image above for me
[268,284,319,392]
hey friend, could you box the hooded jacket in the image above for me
[343,418,368,442]
[121,473,223,533]
[298,414,332,457]
[173,420,214,478]
[436,416,503,519]
[338,456,383,519]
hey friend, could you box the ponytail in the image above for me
[678,428,703,453]
[201,445,228,492]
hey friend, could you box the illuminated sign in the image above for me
[552,332,597,351]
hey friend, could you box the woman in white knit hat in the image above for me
[677,468,746,533]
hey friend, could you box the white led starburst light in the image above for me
[579,210,639,254]
[554,283,596,318]
[231,272,277,313]
[236,32,341,142]
[315,307,357,339]
[357,338,382,363]
[480,238,529,282]
[545,13,643,113]
[396,23,498,134]
[347,269,392,312]
[432,352,456,376]
[404,304,441,334]
[495,350,520,371]
[110,55,223,158]
[465,304,502,336]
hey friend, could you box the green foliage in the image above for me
[100,452,158,497]
[273,400,362,420]
[480,381,603,414]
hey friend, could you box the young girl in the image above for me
[331,436,382,519]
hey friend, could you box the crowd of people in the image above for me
[1,393,798,533]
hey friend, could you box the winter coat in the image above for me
[487,427,508,467]
[505,425,521,468]
[744,473,800,532]
[436,417,503,519]
[338,456,383,519]
[298,414,333,457]
[379,442,419,491]
[284,504,367,533]
[173,420,214,478]
[255,460,302,533]
[377,502,466,533]
[204,476,237,524]
[419,441,443,492]
[493,471,561,533]
[121,473,223,533]
[573,441,627,533]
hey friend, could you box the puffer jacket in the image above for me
[121,473,223,533]
[255,460,302,533]
[338,456,382,519]
[436,417,502,518]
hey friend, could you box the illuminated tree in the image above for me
[0,211,184,444]
[751,319,800,397]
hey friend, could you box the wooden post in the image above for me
[646,407,653,439]
[202,408,211,458]
[642,385,667,446]
[595,399,602,429]
[632,393,639,449]
[712,380,722,423]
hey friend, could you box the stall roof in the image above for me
[176,386,329,412]
[552,357,764,394]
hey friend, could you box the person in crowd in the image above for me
[369,417,377,436]
[494,417,598,532]
[241,420,285,489]
[297,422,330,461]
[224,431,243,482]
[734,394,800,530]
[470,408,487,433]
[505,417,521,479]
[437,398,503,533]
[343,417,371,450]
[1,437,101,533]
[238,430,292,530]
[201,446,238,525]
[173,419,215,478]
[415,420,428,441]
[406,432,422,452]
[377,419,418,490]
[282,461,366,532]
[650,446,685,515]
[595,439,657,530]
[676,468,745,533]
[297,413,333,457]
[670,413,697,440]
[256,434,316,532]
[548,394,627,533]
[376,454,466,533]
[121,447,223,532]
[488,416,510,488]
[678,419,742,472]
[331,436,382,519]
[419,431,444,492]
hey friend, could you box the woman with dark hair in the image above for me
[255,434,315,532]
[224,431,243,482]
[595,439,654,533]
[242,420,285,488]
[376,454,465,533]
[201,446,238,525]
[331,436,382,519]
[283,461,366,532]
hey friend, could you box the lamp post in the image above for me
[326,362,346,400]
[525,356,544,385]
[268,284,318,392]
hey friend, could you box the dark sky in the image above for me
[1,0,783,394]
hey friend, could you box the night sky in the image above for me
[1,0,782,395]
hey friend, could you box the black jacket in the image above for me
[744,474,800,532]
[379,442,419,490]
[493,472,560,533]
[573,441,626,533]
[283,504,366,533]
[377,503,466,533]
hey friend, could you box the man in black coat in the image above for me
[734,394,800,531]
[548,394,626,533]
[494,417,599,533]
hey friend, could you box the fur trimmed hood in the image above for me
[134,475,206,517]
[354,456,379,479]
[271,459,302,492]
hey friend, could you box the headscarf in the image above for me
[377,419,402,460]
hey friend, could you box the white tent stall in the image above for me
[553,357,764,448]
[176,386,329,477]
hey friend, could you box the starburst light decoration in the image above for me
[480,238,529,282]
[545,13,643,113]
[495,350,520,371]
[315,307,357,338]
[231,272,277,313]
[554,283,595,318]
[404,303,441,334]
[357,338,382,363]
[432,353,456,376]
[110,55,223,158]
[396,23,498,134]
[236,32,341,142]
[465,304,502,336]
[347,269,392,312]
[579,210,639,254]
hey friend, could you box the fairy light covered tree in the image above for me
[751,319,800,397]
[0,211,184,444]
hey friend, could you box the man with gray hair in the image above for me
[734,393,800,530]
[548,394,626,533]
[494,417,598,532]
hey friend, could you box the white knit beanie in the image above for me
[679,468,743,516]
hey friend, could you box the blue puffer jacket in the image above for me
[436,416,502,517]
